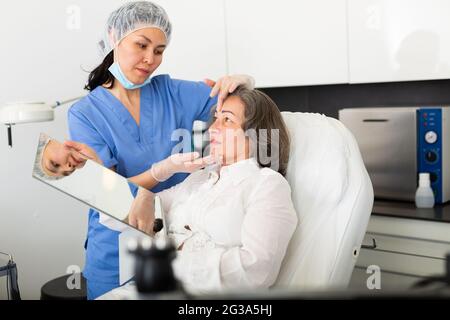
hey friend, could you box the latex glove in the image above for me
[150,152,215,182]
[126,187,155,235]
[207,74,255,111]
[63,140,103,166]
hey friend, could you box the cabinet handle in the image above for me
[361,238,377,250]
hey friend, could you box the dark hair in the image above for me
[85,51,115,91]
[213,87,291,176]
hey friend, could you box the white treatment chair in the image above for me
[118,112,374,290]
[275,112,374,289]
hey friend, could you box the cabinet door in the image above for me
[154,0,227,82]
[225,0,349,88]
[348,0,450,83]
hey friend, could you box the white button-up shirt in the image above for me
[158,158,298,293]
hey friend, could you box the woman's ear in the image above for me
[112,47,119,63]
[108,30,117,51]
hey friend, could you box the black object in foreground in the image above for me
[153,218,163,234]
[129,237,184,295]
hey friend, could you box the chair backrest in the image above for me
[275,112,374,289]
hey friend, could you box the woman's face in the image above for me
[42,140,84,177]
[209,96,249,165]
[115,28,167,85]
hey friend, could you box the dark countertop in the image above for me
[373,199,450,223]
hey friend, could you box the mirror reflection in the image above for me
[32,133,157,236]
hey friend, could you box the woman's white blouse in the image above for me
[157,158,298,294]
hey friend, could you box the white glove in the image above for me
[150,152,215,182]
[127,187,155,235]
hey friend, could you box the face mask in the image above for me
[108,62,152,90]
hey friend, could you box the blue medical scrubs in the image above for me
[67,74,217,300]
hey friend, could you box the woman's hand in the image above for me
[127,187,156,235]
[207,74,255,111]
[150,152,215,182]
[63,140,103,166]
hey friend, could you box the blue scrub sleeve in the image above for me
[67,108,119,169]
[168,78,218,124]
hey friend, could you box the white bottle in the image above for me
[415,173,435,208]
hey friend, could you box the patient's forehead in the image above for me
[221,96,245,120]
[44,139,68,158]
[45,139,62,152]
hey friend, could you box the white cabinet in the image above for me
[348,0,450,84]
[154,0,228,82]
[148,0,450,87]
[224,0,349,88]
[349,215,450,292]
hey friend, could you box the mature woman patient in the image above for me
[131,87,298,293]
